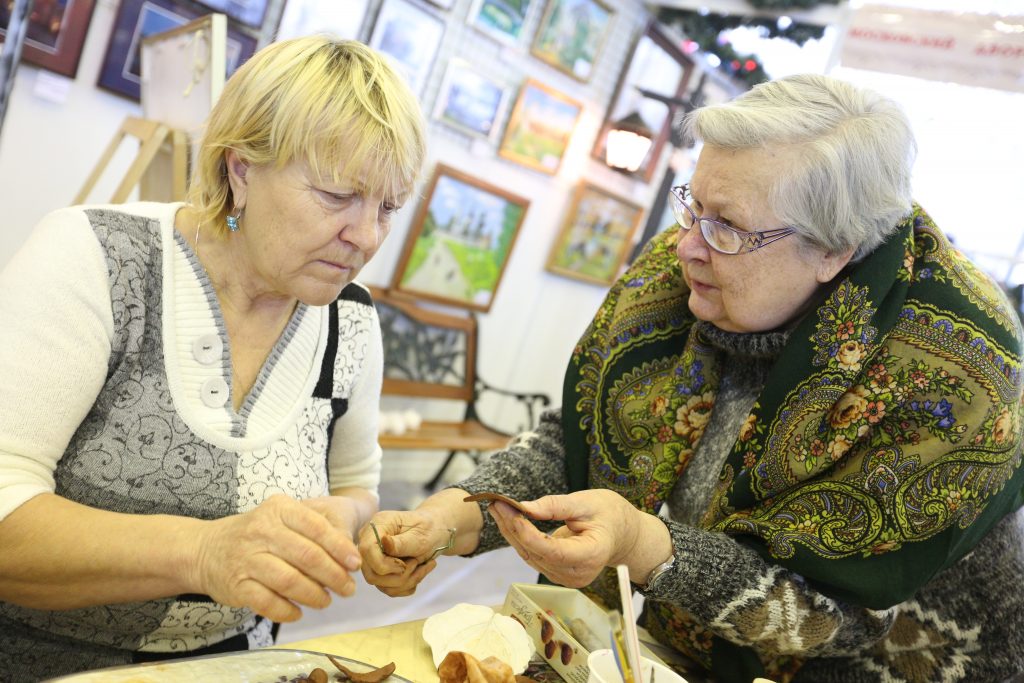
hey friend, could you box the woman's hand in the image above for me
[189,494,362,623]
[489,489,668,588]
[357,509,445,597]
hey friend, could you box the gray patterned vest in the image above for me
[0,208,375,682]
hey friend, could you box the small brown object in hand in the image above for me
[462,492,533,517]
[327,654,397,682]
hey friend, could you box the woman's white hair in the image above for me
[681,74,917,261]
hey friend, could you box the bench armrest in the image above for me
[473,378,552,433]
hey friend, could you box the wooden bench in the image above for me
[369,287,552,490]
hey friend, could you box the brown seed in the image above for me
[560,641,574,665]
[307,669,328,683]
[544,639,557,659]
[540,617,554,643]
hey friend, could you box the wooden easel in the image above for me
[73,116,189,204]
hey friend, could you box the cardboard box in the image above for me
[501,583,609,683]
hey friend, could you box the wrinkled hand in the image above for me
[489,489,642,588]
[357,510,446,597]
[191,494,361,623]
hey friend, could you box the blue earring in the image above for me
[226,208,242,232]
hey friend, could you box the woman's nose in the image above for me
[676,223,709,261]
[342,203,381,252]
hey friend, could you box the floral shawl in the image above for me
[562,206,1024,680]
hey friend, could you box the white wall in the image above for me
[0,0,143,259]
[0,0,669,448]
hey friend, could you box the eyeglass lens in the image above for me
[673,190,744,254]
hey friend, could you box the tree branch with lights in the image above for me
[657,0,839,88]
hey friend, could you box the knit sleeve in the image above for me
[451,407,569,556]
[0,207,114,521]
[326,298,383,498]
[641,520,897,658]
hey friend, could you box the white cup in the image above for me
[587,649,689,683]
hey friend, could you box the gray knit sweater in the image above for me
[456,322,1024,682]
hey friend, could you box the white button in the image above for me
[200,377,230,408]
[192,334,223,365]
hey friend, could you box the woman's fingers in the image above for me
[196,496,363,618]
[369,558,437,596]
[358,511,443,594]
[488,501,608,587]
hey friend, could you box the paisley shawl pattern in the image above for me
[562,206,1024,676]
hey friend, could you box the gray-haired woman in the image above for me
[362,74,1024,682]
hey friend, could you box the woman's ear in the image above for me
[816,246,856,283]
[224,150,250,209]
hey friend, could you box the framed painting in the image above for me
[0,0,96,77]
[276,0,368,41]
[531,0,613,82]
[467,0,535,46]
[98,0,257,101]
[593,21,694,182]
[193,0,268,29]
[546,182,644,285]
[432,60,512,141]
[392,164,529,312]
[368,0,444,97]
[498,78,582,175]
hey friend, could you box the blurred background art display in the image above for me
[0,0,96,77]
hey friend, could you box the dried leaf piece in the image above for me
[326,654,396,682]
[438,651,516,683]
[462,493,533,517]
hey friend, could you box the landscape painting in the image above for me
[393,165,529,312]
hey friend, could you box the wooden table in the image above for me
[279,617,441,682]
[278,616,680,683]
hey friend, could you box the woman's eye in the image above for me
[380,202,400,216]
[317,189,355,204]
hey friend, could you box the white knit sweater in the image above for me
[0,201,382,518]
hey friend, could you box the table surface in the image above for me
[278,616,443,682]
[278,614,677,683]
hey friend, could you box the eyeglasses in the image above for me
[670,184,796,255]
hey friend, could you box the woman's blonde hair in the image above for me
[681,74,917,261]
[188,36,427,234]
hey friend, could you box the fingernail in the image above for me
[344,555,361,571]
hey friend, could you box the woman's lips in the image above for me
[689,277,715,292]
[319,259,351,271]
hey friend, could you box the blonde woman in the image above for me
[0,37,425,680]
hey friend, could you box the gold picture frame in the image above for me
[546,182,644,285]
[392,164,529,312]
[498,78,582,175]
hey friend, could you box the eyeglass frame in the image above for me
[670,184,797,255]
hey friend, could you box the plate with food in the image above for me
[42,648,410,683]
